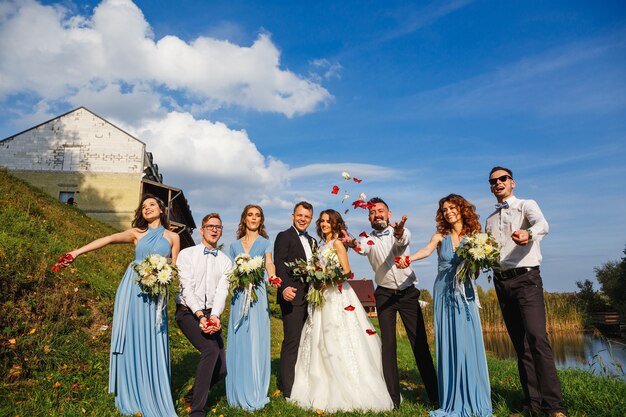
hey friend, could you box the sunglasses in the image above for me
[488,175,512,185]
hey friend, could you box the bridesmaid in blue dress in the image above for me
[225,204,280,411]
[61,194,180,417]
[397,194,493,417]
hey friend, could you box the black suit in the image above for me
[274,226,316,398]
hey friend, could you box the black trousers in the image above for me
[494,269,565,414]
[175,305,226,417]
[278,301,308,398]
[375,286,438,407]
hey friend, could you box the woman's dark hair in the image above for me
[132,194,169,230]
[435,194,480,236]
[316,209,347,241]
[236,204,269,239]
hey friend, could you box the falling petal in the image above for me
[366,329,377,335]
[342,191,350,203]
[359,192,366,200]
[353,247,362,252]
[352,199,365,209]
[331,185,339,195]
[353,177,363,183]
[344,209,350,214]
[341,171,351,180]
[368,294,375,302]
[359,231,368,237]
[349,272,355,279]
[366,240,375,245]
[338,283,343,293]
[344,305,356,311]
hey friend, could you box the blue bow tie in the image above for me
[204,247,218,256]
[372,230,391,237]
[495,201,509,210]
[298,231,309,237]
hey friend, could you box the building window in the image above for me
[59,191,76,206]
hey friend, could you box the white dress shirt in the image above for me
[485,195,549,271]
[294,226,314,261]
[356,226,417,290]
[175,244,231,317]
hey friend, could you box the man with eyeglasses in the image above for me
[175,213,230,417]
[486,167,566,417]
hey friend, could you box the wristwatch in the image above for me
[197,314,207,320]
[526,228,533,241]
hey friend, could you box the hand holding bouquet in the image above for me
[455,231,501,283]
[285,248,348,308]
[133,254,179,297]
[51,253,74,272]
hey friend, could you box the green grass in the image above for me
[1,168,624,417]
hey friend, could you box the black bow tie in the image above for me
[298,231,309,237]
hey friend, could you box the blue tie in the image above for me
[495,201,509,210]
[204,247,218,256]
[372,230,391,237]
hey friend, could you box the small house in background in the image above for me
[349,279,377,317]
[0,106,196,248]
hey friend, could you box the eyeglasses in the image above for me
[488,175,512,185]
[202,224,223,230]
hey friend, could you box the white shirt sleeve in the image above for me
[176,248,204,314]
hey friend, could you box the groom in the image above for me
[274,201,316,398]
[346,197,438,408]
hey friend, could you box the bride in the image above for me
[289,209,393,412]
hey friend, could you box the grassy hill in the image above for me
[1,168,625,417]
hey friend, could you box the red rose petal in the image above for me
[394,256,401,262]
[353,247,362,253]
[351,199,365,209]
[366,329,376,335]
[353,177,362,183]
[331,185,339,195]
[405,256,410,264]
[344,305,355,311]
[368,294,375,302]
[366,240,374,246]
[366,202,376,209]
[51,265,60,272]
[338,283,343,293]
[359,231,368,237]
[349,272,354,279]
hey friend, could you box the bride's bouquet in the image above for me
[285,248,347,308]
[228,254,265,304]
[455,231,501,283]
[133,254,179,297]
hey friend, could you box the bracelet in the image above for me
[197,314,206,320]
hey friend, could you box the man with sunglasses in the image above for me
[486,167,566,417]
[175,213,230,417]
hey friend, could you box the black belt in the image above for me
[495,266,539,281]
[176,304,211,316]
[380,286,413,296]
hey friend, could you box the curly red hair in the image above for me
[435,194,481,236]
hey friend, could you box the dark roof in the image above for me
[348,279,376,306]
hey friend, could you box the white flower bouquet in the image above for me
[228,254,265,304]
[133,254,178,297]
[285,248,347,308]
[455,231,501,283]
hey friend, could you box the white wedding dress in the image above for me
[289,241,393,412]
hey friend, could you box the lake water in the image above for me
[483,331,626,380]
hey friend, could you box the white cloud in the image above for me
[0,0,332,118]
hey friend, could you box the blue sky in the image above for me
[1,0,624,292]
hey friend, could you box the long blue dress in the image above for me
[430,234,493,417]
[226,237,271,411]
[108,225,178,417]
